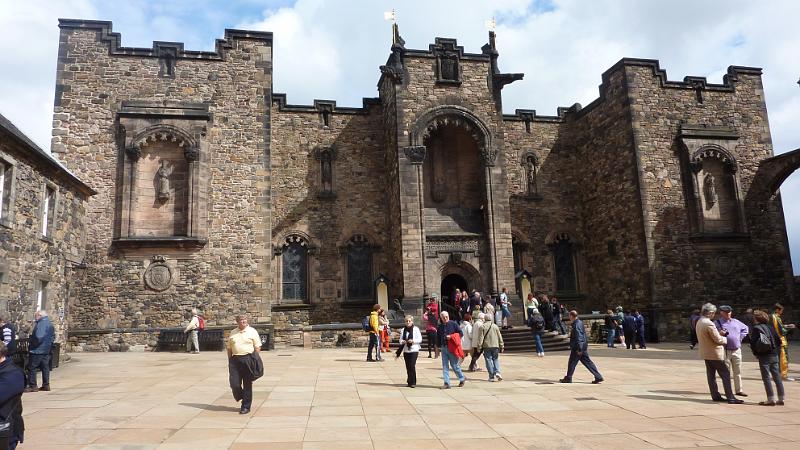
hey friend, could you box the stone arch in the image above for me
[439,260,482,294]
[752,148,800,197]
[545,231,581,293]
[274,232,313,304]
[690,143,738,173]
[689,144,745,234]
[410,105,495,165]
[132,124,198,153]
[273,230,315,254]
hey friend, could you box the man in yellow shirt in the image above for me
[227,315,261,414]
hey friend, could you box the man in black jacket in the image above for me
[0,342,24,449]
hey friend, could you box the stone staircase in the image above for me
[500,328,571,353]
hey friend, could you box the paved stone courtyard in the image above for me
[19,344,800,449]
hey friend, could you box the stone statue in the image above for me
[526,156,538,195]
[156,160,170,201]
[703,173,717,207]
[321,153,333,193]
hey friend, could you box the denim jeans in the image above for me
[757,355,784,401]
[565,350,602,381]
[441,346,465,385]
[367,333,380,360]
[483,347,501,378]
[28,353,51,387]
[533,332,544,354]
[606,327,616,347]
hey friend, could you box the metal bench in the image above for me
[156,328,224,351]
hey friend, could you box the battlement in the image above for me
[58,19,272,61]
[271,94,380,115]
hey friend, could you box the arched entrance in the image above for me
[441,273,468,316]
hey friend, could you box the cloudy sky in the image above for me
[1,0,798,273]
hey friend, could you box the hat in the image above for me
[719,305,732,312]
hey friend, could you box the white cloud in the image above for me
[0,0,798,272]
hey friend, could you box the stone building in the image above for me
[0,113,95,344]
[51,20,796,348]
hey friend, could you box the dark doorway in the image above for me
[440,274,468,318]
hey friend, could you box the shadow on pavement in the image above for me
[180,403,240,412]
[630,394,716,404]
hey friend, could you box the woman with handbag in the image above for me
[0,342,24,449]
[396,315,423,388]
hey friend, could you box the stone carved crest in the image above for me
[403,146,427,164]
[144,255,173,291]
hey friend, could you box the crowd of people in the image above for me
[602,307,647,349]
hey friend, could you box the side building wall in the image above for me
[51,21,274,350]
[0,124,91,348]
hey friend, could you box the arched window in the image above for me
[690,146,742,234]
[549,233,577,292]
[281,235,309,302]
[346,234,373,300]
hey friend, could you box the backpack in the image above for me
[197,315,205,332]
[752,325,774,355]
[532,315,545,332]
[362,315,371,332]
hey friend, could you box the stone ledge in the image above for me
[112,236,208,249]
[272,303,312,312]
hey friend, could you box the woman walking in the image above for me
[749,310,785,406]
[425,297,440,358]
[460,312,474,364]
[529,308,546,357]
[397,315,423,388]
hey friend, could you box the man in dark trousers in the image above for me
[25,310,55,392]
[560,310,604,384]
[0,341,25,449]
[634,309,647,349]
[623,310,638,349]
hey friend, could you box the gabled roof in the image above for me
[0,113,96,196]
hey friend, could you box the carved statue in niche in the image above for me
[440,53,458,81]
[703,173,717,208]
[156,160,171,201]
[431,146,447,203]
[526,155,538,195]
[320,151,333,193]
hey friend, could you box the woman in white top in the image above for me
[460,312,474,363]
[398,315,423,388]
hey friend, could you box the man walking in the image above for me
[437,311,465,389]
[184,308,201,354]
[227,315,262,414]
[477,314,505,381]
[715,305,748,397]
[25,310,55,392]
[560,310,603,384]
[696,303,743,404]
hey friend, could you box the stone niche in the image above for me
[115,101,210,251]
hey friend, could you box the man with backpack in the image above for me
[184,308,202,354]
[365,304,382,362]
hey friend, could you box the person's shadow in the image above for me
[179,403,240,412]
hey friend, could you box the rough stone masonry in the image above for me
[48,20,795,350]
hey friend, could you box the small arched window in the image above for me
[346,234,373,300]
[282,235,309,302]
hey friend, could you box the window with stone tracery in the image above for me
[281,236,309,302]
[346,235,373,300]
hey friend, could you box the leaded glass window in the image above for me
[282,237,308,301]
[347,235,372,299]
[552,234,577,292]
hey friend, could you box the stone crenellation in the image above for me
[28,20,796,350]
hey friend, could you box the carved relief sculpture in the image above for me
[703,173,717,207]
[144,255,173,291]
[156,160,171,201]
[440,52,459,81]
[431,147,447,203]
[321,152,333,194]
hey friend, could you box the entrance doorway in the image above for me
[440,274,468,317]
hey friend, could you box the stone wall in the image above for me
[269,99,388,325]
[0,123,91,346]
[52,21,274,338]
[625,62,793,308]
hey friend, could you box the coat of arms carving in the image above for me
[144,255,173,291]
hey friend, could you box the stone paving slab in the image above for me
[18,344,800,449]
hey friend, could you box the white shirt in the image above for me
[460,321,473,349]
[399,326,423,353]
